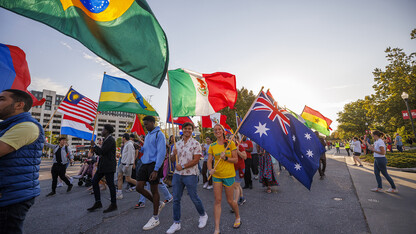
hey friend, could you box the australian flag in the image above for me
[239,91,325,189]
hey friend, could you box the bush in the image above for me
[360,149,416,168]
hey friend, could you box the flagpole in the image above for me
[43,85,72,132]
[166,71,178,164]
[90,72,106,142]
[208,86,264,180]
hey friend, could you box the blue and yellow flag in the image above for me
[97,74,158,116]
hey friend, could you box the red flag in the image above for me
[131,114,145,136]
[0,43,45,106]
[202,113,231,129]
[167,101,193,125]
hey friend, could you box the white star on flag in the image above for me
[304,133,312,140]
[306,149,314,158]
[294,163,302,171]
[292,135,296,142]
[254,122,270,137]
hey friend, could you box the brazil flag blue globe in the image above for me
[0,0,169,88]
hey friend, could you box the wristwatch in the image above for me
[225,156,229,161]
[181,163,185,170]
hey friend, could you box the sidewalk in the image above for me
[329,148,416,234]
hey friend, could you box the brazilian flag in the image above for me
[0,0,169,88]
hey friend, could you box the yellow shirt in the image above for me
[208,140,237,178]
[0,122,39,150]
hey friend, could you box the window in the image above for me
[46,95,52,101]
[45,106,51,110]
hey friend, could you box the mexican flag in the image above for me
[301,106,332,136]
[168,68,237,117]
[201,113,231,129]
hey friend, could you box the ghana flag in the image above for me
[97,74,158,116]
[301,105,332,136]
[0,0,168,88]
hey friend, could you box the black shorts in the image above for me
[353,152,361,156]
[136,162,163,184]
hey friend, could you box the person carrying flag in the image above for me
[208,124,241,233]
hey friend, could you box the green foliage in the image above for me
[116,137,122,148]
[360,149,416,168]
[44,131,59,145]
[337,99,371,139]
[220,87,257,131]
[337,29,416,138]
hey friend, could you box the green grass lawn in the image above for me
[360,149,416,168]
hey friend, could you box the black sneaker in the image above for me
[46,191,56,197]
[67,184,73,192]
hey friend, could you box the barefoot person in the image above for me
[208,124,241,234]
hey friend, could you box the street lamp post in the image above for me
[401,92,416,141]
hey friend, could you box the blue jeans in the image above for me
[0,198,35,234]
[397,145,403,152]
[138,180,172,203]
[374,157,396,189]
[172,174,205,222]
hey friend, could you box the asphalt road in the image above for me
[23,152,373,234]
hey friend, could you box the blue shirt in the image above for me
[140,126,166,171]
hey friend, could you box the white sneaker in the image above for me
[254,175,259,180]
[69,177,74,184]
[143,217,160,230]
[57,182,63,187]
[386,188,399,193]
[207,185,213,190]
[370,188,383,192]
[198,213,208,228]
[116,193,123,200]
[73,175,82,179]
[203,182,208,189]
[166,223,181,234]
[158,201,165,215]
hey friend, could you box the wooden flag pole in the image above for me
[166,71,178,164]
[43,85,72,132]
[208,86,264,180]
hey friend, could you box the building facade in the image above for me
[30,89,134,151]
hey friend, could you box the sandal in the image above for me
[266,187,272,194]
[214,229,220,234]
[233,219,241,229]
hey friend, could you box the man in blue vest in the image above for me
[0,89,45,234]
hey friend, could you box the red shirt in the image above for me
[234,145,246,171]
[240,140,253,159]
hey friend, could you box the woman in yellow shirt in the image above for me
[208,124,241,233]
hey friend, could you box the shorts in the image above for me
[235,169,245,183]
[213,176,235,187]
[136,162,163,185]
[353,152,361,156]
[117,164,133,176]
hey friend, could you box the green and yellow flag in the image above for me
[301,105,332,136]
[0,0,169,88]
[97,74,158,116]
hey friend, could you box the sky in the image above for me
[1,0,415,131]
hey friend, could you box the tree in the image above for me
[337,29,416,138]
[219,87,257,131]
[337,99,372,139]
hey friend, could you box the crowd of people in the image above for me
[0,88,403,234]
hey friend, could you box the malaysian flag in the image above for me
[58,88,98,124]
